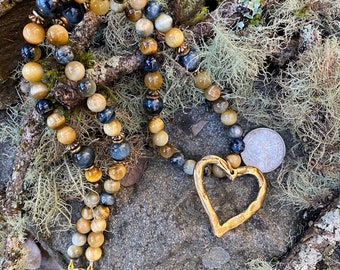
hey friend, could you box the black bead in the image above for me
[61,1,85,26]
[97,107,116,124]
[230,138,245,154]
[21,44,39,62]
[100,192,116,206]
[72,146,95,169]
[178,50,201,72]
[145,1,161,20]
[143,97,163,115]
[35,99,54,116]
[35,0,62,19]
[170,152,185,168]
[108,141,131,161]
[143,56,159,72]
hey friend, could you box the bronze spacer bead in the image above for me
[28,10,45,24]
[146,90,160,99]
[178,42,190,56]
[68,141,82,154]
[111,132,125,143]
[53,17,69,29]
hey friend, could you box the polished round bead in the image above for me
[46,25,69,46]
[97,107,115,124]
[195,71,212,90]
[110,1,126,13]
[30,82,49,99]
[90,0,110,15]
[143,56,159,72]
[72,146,95,169]
[100,192,116,206]
[136,18,154,37]
[91,219,107,233]
[148,117,164,134]
[81,206,94,220]
[125,7,143,22]
[103,119,122,136]
[67,245,83,259]
[76,218,91,234]
[72,232,87,247]
[46,112,66,130]
[155,13,173,33]
[104,179,121,194]
[35,99,54,116]
[85,247,102,262]
[129,0,147,10]
[170,152,185,168]
[145,1,161,20]
[36,0,62,19]
[85,166,102,183]
[54,45,74,64]
[108,141,131,161]
[140,37,158,55]
[143,97,163,115]
[213,98,229,114]
[205,85,221,101]
[21,44,41,62]
[159,143,175,158]
[77,78,97,97]
[230,138,245,154]
[178,50,200,72]
[108,163,126,181]
[212,164,226,178]
[152,130,169,146]
[87,232,105,248]
[226,153,242,169]
[23,23,45,45]
[183,159,196,175]
[84,191,100,208]
[221,109,237,126]
[87,93,107,112]
[144,71,162,90]
[61,1,84,26]
[93,205,110,219]
[57,126,76,145]
[22,62,43,82]
[65,61,85,81]
[165,28,184,48]
[227,124,243,138]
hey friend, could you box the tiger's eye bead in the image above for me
[152,130,169,146]
[165,28,184,48]
[76,218,91,234]
[91,219,107,233]
[230,138,245,154]
[85,247,102,262]
[72,232,87,247]
[65,61,85,81]
[35,99,54,116]
[213,98,229,114]
[227,124,243,138]
[90,0,110,15]
[23,23,45,45]
[108,141,131,161]
[46,112,66,130]
[170,152,185,168]
[226,153,242,169]
[178,50,200,72]
[136,18,154,37]
[61,1,84,26]
[148,117,164,134]
[108,163,126,181]
[143,97,163,115]
[57,126,76,145]
[81,206,94,220]
[183,159,196,175]
[221,109,237,126]
[144,71,162,90]
[103,119,122,136]
[93,205,110,219]
[67,245,83,259]
[125,7,143,22]
[46,25,69,46]
[159,143,175,158]
[143,56,159,72]
[73,146,95,169]
[87,232,105,248]
[104,179,121,194]
[21,44,41,62]
[110,1,126,13]
[85,166,102,183]
[30,82,49,99]
[155,13,173,33]
[129,0,147,10]
[145,1,161,20]
[54,45,74,64]
[212,164,226,178]
[100,192,116,206]
[22,62,43,82]
[84,191,100,208]
[36,0,62,19]
[205,85,221,101]
[87,93,107,112]
[140,37,158,55]
[97,107,115,124]
[77,78,97,97]
[195,71,212,90]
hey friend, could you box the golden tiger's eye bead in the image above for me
[72,232,87,246]
[91,219,107,233]
[165,28,184,48]
[84,191,100,208]
[129,0,147,10]
[46,25,69,46]
[204,85,221,101]
[46,112,66,130]
[30,82,49,99]
[22,62,43,82]
[85,166,102,183]
[87,93,106,112]
[81,206,94,220]
[65,61,85,81]
[226,153,242,169]
[67,245,83,259]
[87,232,105,248]
[90,0,110,15]
[144,71,162,90]
[57,126,76,145]
[23,23,45,45]
[221,109,237,126]
[85,247,102,262]
[212,164,226,178]
[140,37,158,55]
[213,98,229,114]
[152,130,169,146]
[125,6,143,22]
[103,119,122,137]
[93,205,110,219]
[136,18,154,37]
[108,163,126,181]
[76,218,91,234]
[104,179,121,194]
[195,71,212,90]
[148,117,164,134]
[155,13,173,33]
[159,143,175,158]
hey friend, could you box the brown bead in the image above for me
[140,37,158,55]
[46,112,66,130]
[135,18,154,37]
[144,71,163,90]
[213,98,229,114]
[90,0,110,15]
[87,232,105,248]
[93,205,110,220]
[30,82,49,99]
[81,206,94,220]
[204,85,221,101]
[91,219,107,233]
[85,247,102,262]
[148,117,164,134]
[108,163,126,181]
[159,144,175,158]
[46,25,69,46]
[23,23,45,45]
[65,61,85,82]
[87,93,106,112]
[103,119,122,137]
[22,62,44,82]
[212,164,226,178]
[67,245,83,259]
[152,130,169,147]
[76,217,91,234]
[56,126,76,145]
[84,191,100,208]
[104,179,121,194]
[85,166,102,183]
[165,28,184,48]
[125,6,143,22]
[226,153,242,169]
[129,0,147,10]
[221,109,237,126]
[195,71,212,90]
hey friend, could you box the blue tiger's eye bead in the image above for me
[145,1,161,20]
[230,138,245,154]
[178,50,201,72]
[227,124,243,138]
[143,56,159,72]
[77,78,97,97]
[97,107,116,124]
[61,1,85,26]
[143,97,163,115]
[170,152,185,168]
[73,146,95,169]
[108,141,131,161]
[54,45,74,64]
[36,0,62,19]
[21,44,41,62]
[100,192,115,206]
[35,99,54,116]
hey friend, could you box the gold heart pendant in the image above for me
[194,155,267,237]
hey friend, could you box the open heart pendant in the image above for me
[193,155,267,237]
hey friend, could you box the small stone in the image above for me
[202,247,230,269]
[24,239,42,269]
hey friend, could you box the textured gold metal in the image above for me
[193,155,267,237]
